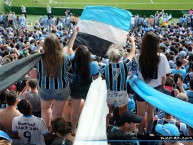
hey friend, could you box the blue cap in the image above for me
[155,124,180,136]
[169,60,175,68]
[179,51,187,58]
[0,130,12,143]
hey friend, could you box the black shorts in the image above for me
[134,85,162,102]
[70,80,91,100]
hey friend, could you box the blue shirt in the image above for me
[70,53,99,81]
[36,53,70,89]
[171,69,186,79]
[100,59,132,91]
[186,90,193,104]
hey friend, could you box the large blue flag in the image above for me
[129,75,193,128]
[74,6,132,57]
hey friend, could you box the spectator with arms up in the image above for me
[100,36,136,124]
[67,27,99,134]
[20,79,41,117]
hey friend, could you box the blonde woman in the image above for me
[100,36,136,123]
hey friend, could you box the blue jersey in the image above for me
[70,53,99,81]
[36,53,70,89]
[100,59,132,91]
[172,69,186,79]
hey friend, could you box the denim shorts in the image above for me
[107,90,128,107]
[38,87,70,101]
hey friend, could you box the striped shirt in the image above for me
[100,59,132,91]
[36,53,70,89]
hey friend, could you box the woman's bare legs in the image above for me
[146,103,154,133]
[71,98,81,133]
[41,99,53,128]
[118,104,128,116]
[52,99,66,120]
[136,101,147,134]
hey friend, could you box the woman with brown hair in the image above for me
[33,33,71,128]
[134,31,171,134]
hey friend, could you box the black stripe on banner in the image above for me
[116,63,121,91]
[109,63,113,91]
[62,61,65,88]
[54,78,58,89]
[73,32,113,58]
[46,77,49,89]
[124,62,128,81]
[123,63,128,90]
[39,60,42,87]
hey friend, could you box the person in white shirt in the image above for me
[21,5,26,18]
[133,31,171,135]
[46,5,52,18]
[130,16,135,29]
[19,14,26,29]
[12,99,48,145]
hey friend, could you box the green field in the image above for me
[10,0,193,10]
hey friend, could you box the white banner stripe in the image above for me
[77,20,128,46]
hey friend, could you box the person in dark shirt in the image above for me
[51,118,74,145]
[108,111,142,145]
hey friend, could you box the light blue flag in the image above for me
[75,6,132,58]
[80,6,132,31]
[129,75,193,128]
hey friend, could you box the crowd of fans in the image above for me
[0,8,193,145]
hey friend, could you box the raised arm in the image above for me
[176,77,186,94]
[126,36,136,61]
[29,68,38,79]
[68,27,79,55]
[20,81,29,99]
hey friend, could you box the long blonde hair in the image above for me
[43,33,64,78]
[106,44,125,63]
